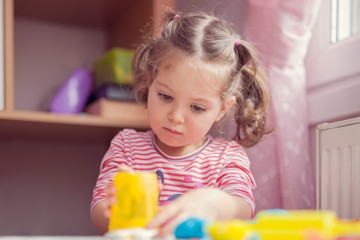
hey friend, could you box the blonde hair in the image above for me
[132,10,271,147]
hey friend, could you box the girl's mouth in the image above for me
[164,127,182,135]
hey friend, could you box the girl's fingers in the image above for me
[158,182,163,193]
[104,183,117,218]
[147,202,180,229]
[105,205,112,218]
[157,213,187,238]
[117,165,133,173]
[105,184,117,195]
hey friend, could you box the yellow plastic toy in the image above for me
[209,209,360,240]
[108,172,158,231]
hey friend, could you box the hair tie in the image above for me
[234,40,239,46]
[240,66,245,71]
[174,14,180,19]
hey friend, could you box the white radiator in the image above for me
[316,117,360,220]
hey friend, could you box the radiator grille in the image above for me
[316,117,360,219]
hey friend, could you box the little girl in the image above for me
[91,10,270,236]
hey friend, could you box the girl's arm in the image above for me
[91,200,109,234]
[147,187,252,236]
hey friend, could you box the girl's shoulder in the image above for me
[209,136,243,147]
[208,136,247,154]
[111,128,153,144]
[118,128,151,137]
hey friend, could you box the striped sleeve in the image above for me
[216,143,256,217]
[90,131,130,211]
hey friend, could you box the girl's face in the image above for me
[147,55,234,156]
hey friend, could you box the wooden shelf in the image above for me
[2,0,172,135]
[13,0,174,49]
[0,109,149,129]
[0,109,150,141]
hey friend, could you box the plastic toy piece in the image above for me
[93,48,134,87]
[174,210,360,240]
[49,68,93,114]
[108,172,158,231]
[175,217,209,239]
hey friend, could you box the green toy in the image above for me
[94,48,134,87]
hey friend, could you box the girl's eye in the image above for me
[158,92,173,102]
[191,105,206,113]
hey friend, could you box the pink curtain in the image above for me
[241,0,322,212]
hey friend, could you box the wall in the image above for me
[305,0,360,171]
[14,18,106,111]
[0,130,110,235]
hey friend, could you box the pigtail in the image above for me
[233,41,271,147]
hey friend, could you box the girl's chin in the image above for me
[155,135,188,148]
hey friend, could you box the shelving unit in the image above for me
[0,0,174,236]
[0,0,173,132]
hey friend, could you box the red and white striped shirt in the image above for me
[91,129,256,216]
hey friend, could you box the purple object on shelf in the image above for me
[50,68,93,114]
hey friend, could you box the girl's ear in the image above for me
[216,96,236,122]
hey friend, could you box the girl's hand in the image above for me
[146,188,251,237]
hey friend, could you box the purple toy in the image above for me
[50,68,93,114]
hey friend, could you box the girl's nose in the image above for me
[168,106,185,124]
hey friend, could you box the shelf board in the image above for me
[0,110,149,129]
[0,110,149,141]
[14,0,132,28]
